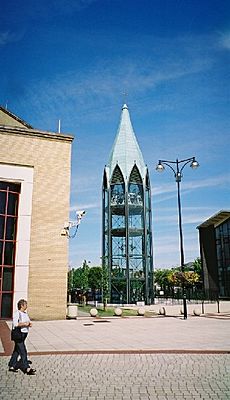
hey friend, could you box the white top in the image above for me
[12,310,30,333]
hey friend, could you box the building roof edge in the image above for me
[197,210,230,229]
[0,106,33,128]
[0,125,74,142]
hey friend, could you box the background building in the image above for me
[102,104,153,305]
[0,106,73,320]
[197,210,230,299]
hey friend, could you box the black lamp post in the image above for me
[156,157,199,319]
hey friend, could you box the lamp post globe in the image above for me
[190,159,199,169]
[156,161,165,172]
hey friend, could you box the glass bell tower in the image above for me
[102,104,153,304]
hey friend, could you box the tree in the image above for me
[68,261,90,304]
[88,266,102,301]
[168,271,200,288]
[192,257,202,275]
[102,256,110,309]
[72,267,83,289]
[154,269,170,289]
[154,257,203,298]
[67,267,74,302]
[153,268,174,296]
[81,260,89,292]
[88,266,102,290]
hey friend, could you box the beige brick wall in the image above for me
[0,127,74,320]
[0,110,30,128]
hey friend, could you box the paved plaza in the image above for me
[0,314,230,399]
[1,353,230,400]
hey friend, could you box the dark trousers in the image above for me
[8,333,30,371]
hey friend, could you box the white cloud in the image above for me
[152,173,230,198]
[219,32,230,50]
[20,0,98,21]
[153,228,200,268]
[154,206,217,228]
[0,31,22,46]
[69,202,100,212]
[71,174,101,194]
[19,32,216,129]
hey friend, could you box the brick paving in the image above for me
[1,315,230,399]
[0,353,230,399]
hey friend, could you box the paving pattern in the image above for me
[1,314,230,399]
[1,353,230,399]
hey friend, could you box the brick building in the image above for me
[0,106,73,320]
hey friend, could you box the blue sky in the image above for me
[1,0,229,269]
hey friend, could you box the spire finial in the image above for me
[122,91,128,108]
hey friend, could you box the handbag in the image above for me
[11,311,23,342]
[11,326,23,342]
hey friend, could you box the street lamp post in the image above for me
[156,157,199,319]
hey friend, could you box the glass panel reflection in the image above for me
[4,242,14,266]
[6,217,17,240]
[1,293,12,318]
[0,191,6,214]
[3,268,13,291]
[0,216,4,240]
[0,241,3,265]
[7,193,19,216]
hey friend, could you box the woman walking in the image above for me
[8,299,36,375]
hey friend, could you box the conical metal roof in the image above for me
[107,104,146,181]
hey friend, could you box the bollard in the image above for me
[67,303,78,319]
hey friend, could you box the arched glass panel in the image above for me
[128,165,143,206]
[111,166,125,206]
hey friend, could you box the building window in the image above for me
[0,182,20,318]
[215,219,230,297]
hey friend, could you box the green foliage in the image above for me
[111,266,125,278]
[154,268,171,288]
[88,266,102,290]
[78,305,138,317]
[68,257,203,300]
[168,271,200,287]
[68,268,74,292]
[68,260,91,292]
[81,260,89,291]
[154,257,203,295]
[72,267,84,289]
[101,257,110,308]
[192,257,202,275]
